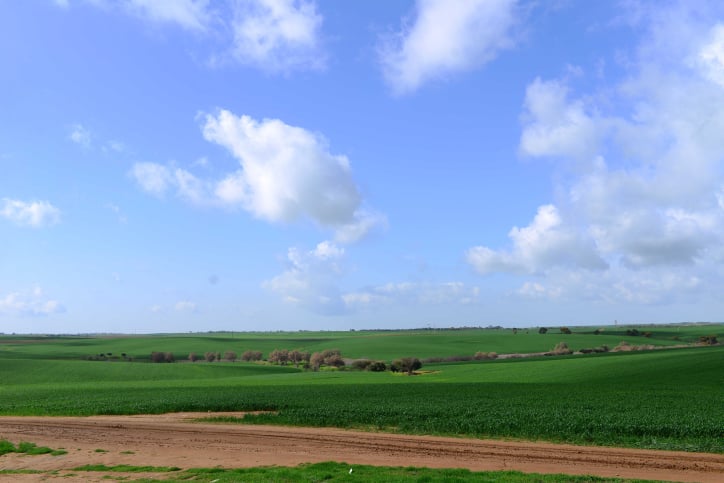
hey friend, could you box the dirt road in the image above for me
[1,413,722,482]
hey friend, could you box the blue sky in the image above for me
[2,0,724,333]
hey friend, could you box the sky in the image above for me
[2,0,724,334]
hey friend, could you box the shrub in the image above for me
[368,361,387,372]
[473,352,498,360]
[224,351,237,362]
[351,359,372,370]
[188,352,199,362]
[163,352,174,363]
[268,349,289,365]
[549,342,572,355]
[392,357,422,375]
[560,327,572,334]
[325,354,345,368]
[538,327,548,334]
[626,328,641,336]
[204,352,217,362]
[310,352,324,371]
[699,335,719,345]
[241,350,263,362]
[150,352,165,363]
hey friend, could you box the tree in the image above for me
[393,357,422,375]
[310,352,324,371]
[204,351,216,362]
[188,352,199,362]
[224,351,237,362]
[538,327,548,334]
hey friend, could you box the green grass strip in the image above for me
[0,440,66,456]
[134,462,664,482]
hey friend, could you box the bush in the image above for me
[368,361,387,372]
[188,352,199,362]
[268,349,289,365]
[473,352,498,360]
[549,342,572,355]
[699,335,719,345]
[626,328,641,336]
[351,359,372,370]
[224,351,237,362]
[150,352,165,363]
[392,357,422,375]
[241,350,263,362]
[538,327,548,334]
[204,352,216,362]
[560,327,572,334]
[163,352,174,363]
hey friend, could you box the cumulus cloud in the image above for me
[469,2,724,305]
[0,287,65,317]
[129,111,384,243]
[467,204,607,274]
[380,0,518,94]
[230,0,324,71]
[202,110,384,241]
[1,199,61,227]
[264,241,347,314]
[519,78,603,161]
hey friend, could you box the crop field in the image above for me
[1,326,722,454]
[0,323,717,361]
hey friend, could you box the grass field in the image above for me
[1,326,722,453]
[0,323,718,361]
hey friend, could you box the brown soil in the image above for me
[1,413,722,482]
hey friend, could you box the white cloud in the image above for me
[467,204,607,275]
[202,110,383,241]
[230,0,324,71]
[129,162,173,197]
[519,78,603,161]
[469,2,724,306]
[0,287,65,317]
[697,24,724,87]
[343,281,480,309]
[380,0,518,94]
[1,199,61,227]
[264,241,347,314]
[69,123,92,148]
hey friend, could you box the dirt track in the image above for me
[1,413,723,482]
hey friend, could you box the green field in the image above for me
[0,324,716,361]
[1,325,722,454]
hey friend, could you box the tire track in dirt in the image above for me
[1,414,722,482]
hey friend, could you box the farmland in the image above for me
[1,325,722,455]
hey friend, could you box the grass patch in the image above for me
[0,440,66,456]
[139,462,663,482]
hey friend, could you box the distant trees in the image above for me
[150,351,174,363]
[560,327,572,335]
[538,327,548,334]
[309,349,345,371]
[241,350,263,362]
[224,351,237,362]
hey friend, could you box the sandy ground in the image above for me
[1,413,722,482]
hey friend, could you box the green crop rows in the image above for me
[1,326,722,454]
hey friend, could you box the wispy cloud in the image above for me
[1,199,61,227]
[0,287,65,317]
[379,0,519,94]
